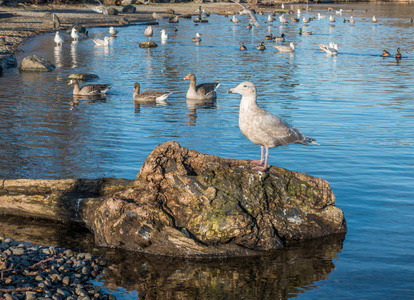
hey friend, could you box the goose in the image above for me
[109,26,118,36]
[268,15,275,22]
[382,50,390,57]
[192,32,202,42]
[372,15,377,23]
[274,42,295,53]
[161,29,168,40]
[133,83,172,102]
[273,33,285,42]
[257,42,266,51]
[227,81,317,172]
[329,15,335,22]
[240,43,247,51]
[54,31,64,46]
[68,79,111,96]
[71,27,80,41]
[298,28,312,35]
[144,25,153,40]
[92,36,109,46]
[395,48,402,59]
[184,73,220,100]
[232,14,240,23]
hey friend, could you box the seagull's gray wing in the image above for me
[232,1,260,27]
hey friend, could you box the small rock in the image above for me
[107,7,118,15]
[25,291,36,300]
[122,4,136,13]
[12,247,25,256]
[119,17,130,25]
[139,41,158,48]
[19,55,55,72]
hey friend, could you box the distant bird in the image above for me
[153,12,164,21]
[161,29,168,41]
[109,26,118,36]
[54,31,64,46]
[257,42,266,51]
[373,15,377,23]
[291,17,299,22]
[302,16,309,23]
[192,32,202,42]
[268,15,275,22]
[169,15,179,23]
[201,9,208,20]
[265,33,273,40]
[133,82,172,102]
[343,18,350,23]
[85,0,108,15]
[336,9,343,15]
[350,16,355,24]
[68,79,111,96]
[317,42,338,55]
[273,33,285,42]
[298,28,312,35]
[240,43,247,51]
[71,27,80,41]
[274,42,295,53]
[279,15,288,24]
[184,73,220,100]
[232,14,240,23]
[382,50,390,57]
[92,36,109,46]
[297,9,301,15]
[329,15,335,22]
[144,26,153,40]
[318,13,326,19]
[395,48,402,59]
[227,81,318,172]
[247,23,252,29]
[233,1,260,28]
[281,3,284,9]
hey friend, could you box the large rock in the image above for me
[0,54,17,69]
[122,4,136,12]
[19,55,55,72]
[0,141,346,257]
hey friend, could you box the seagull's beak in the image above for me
[227,88,235,94]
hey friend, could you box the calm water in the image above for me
[1,2,414,299]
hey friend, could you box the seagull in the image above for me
[192,32,202,42]
[279,15,288,24]
[336,9,343,15]
[302,16,309,23]
[54,31,64,46]
[268,15,275,22]
[232,14,240,23]
[317,42,338,55]
[161,29,168,41]
[329,15,335,22]
[350,16,355,24]
[227,81,317,172]
[318,13,326,19]
[92,36,109,46]
[232,1,260,27]
[153,12,164,21]
[109,26,118,36]
[71,27,80,41]
[144,25,153,40]
[85,0,108,15]
[373,15,378,23]
[274,42,295,53]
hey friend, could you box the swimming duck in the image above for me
[192,32,202,42]
[302,16,309,23]
[395,48,402,59]
[227,81,318,172]
[68,79,111,96]
[54,31,64,46]
[274,42,295,53]
[109,26,118,36]
[382,50,390,57]
[247,24,252,30]
[318,13,326,19]
[184,73,220,100]
[265,33,273,40]
[240,43,247,51]
[291,17,299,22]
[257,42,266,51]
[273,33,285,42]
[298,28,312,35]
[133,82,172,102]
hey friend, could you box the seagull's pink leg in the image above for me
[251,145,264,166]
[253,147,269,172]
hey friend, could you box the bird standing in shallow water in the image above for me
[109,26,118,36]
[54,31,64,46]
[228,81,318,172]
[71,27,80,41]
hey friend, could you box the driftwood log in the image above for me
[0,141,346,257]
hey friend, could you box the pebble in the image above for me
[0,236,115,300]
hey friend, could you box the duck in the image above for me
[395,48,402,59]
[92,36,109,46]
[184,73,220,100]
[291,17,299,22]
[329,15,335,22]
[247,23,252,30]
[382,50,390,57]
[298,28,312,35]
[71,27,80,41]
[54,31,64,46]
[227,81,318,172]
[68,79,111,96]
[133,82,172,102]
[274,42,295,53]
[265,33,273,40]
[257,42,266,51]
[240,43,247,51]
[273,33,285,42]
[161,29,168,40]
[192,32,202,42]
[109,26,118,36]
[144,25,153,40]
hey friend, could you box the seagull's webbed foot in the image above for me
[252,165,268,172]
[250,159,264,166]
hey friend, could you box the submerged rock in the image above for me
[68,73,99,81]
[139,41,158,48]
[19,55,55,72]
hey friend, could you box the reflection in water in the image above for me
[70,41,78,68]
[0,215,344,300]
[186,98,216,125]
[54,45,63,68]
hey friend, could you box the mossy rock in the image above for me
[68,73,99,81]
[139,41,158,48]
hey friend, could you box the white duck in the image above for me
[109,26,118,36]
[54,31,64,46]
[227,81,317,171]
[71,27,80,41]
[274,42,295,53]
[92,36,109,46]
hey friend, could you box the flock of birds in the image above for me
[53,3,404,171]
